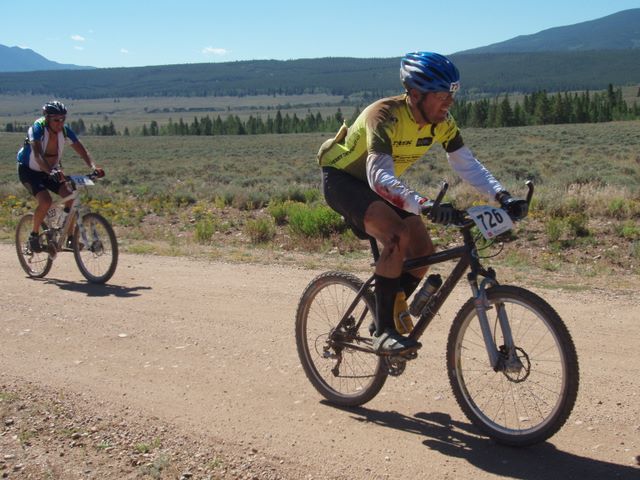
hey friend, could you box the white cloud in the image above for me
[202,47,228,56]
[120,48,129,54]
[71,34,86,42]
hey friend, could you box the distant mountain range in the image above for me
[2,8,639,74]
[0,44,94,73]
[0,9,638,98]
[456,8,640,54]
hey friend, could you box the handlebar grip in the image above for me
[525,180,534,205]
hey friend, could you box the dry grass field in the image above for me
[0,93,356,131]
[1,94,638,283]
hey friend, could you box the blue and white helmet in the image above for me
[400,52,460,94]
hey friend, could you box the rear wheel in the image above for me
[295,271,387,406]
[15,214,52,278]
[447,285,579,446]
[73,212,118,283]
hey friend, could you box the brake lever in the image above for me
[432,181,449,209]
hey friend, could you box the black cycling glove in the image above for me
[423,200,456,225]
[496,191,528,220]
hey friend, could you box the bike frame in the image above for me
[334,216,518,371]
[45,176,93,252]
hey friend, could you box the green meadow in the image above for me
[1,98,638,280]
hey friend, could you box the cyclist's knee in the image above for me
[380,223,411,253]
[409,235,435,257]
[37,196,52,210]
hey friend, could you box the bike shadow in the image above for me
[41,277,151,298]
[329,404,639,480]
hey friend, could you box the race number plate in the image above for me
[467,206,513,240]
[69,175,94,186]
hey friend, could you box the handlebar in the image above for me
[424,180,535,226]
[50,168,105,183]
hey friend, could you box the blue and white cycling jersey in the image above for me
[17,117,79,172]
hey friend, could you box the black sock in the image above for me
[399,272,422,298]
[374,274,400,335]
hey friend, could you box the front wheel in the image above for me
[73,212,119,283]
[295,271,387,406]
[447,285,579,446]
[15,214,53,278]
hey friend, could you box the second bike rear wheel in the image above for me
[295,271,387,406]
[73,212,119,283]
[15,213,52,278]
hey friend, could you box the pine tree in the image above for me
[498,95,514,127]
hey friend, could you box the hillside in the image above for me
[0,10,638,98]
[458,8,640,54]
[0,44,93,72]
[0,50,638,99]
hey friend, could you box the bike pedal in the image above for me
[375,345,421,358]
[401,350,419,360]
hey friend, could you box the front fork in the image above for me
[468,271,522,372]
[75,207,97,250]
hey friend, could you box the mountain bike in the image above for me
[15,171,119,284]
[295,182,579,446]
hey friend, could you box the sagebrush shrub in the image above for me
[245,217,275,243]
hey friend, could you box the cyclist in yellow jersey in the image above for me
[318,52,527,354]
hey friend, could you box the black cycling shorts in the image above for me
[322,166,415,235]
[18,164,63,197]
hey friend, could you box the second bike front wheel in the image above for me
[73,212,119,283]
[295,271,387,406]
[447,285,579,446]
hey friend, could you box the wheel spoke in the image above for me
[448,286,578,446]
[74,213,118,283]
[296,272,386,406]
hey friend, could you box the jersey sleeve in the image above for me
[446,145,504,199]
[366,152,426,214]
[64,125,79,143]
[366,114,394,156]
[29,120,45,142]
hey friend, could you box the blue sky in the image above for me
[1,1,638,68]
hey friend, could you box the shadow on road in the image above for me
[42,278,151,298]
[331,404,638,480]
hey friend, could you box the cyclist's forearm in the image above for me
[446,146,504,200]
[71,142,96,169]
[366,152,424,214]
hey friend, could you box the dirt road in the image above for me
[1,243,638,479]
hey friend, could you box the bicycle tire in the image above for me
[295,271,388,406]
[447,285,579,446]
[73,212,119,283]
[15,214,53,278]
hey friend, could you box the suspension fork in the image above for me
[74,202,97,248]
[468,271,518,371]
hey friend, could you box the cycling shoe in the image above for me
[372,329,421,354]
[28,234,43,253]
